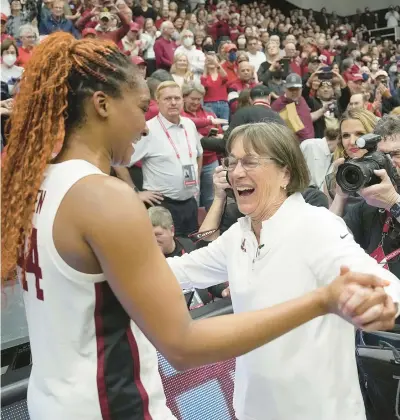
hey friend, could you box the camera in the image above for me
[336,133,396,193]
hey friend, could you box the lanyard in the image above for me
[371,211,400,266]
[157,115,192,160]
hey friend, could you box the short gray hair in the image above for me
[374,114,400,139]
[226,122,310,195]
[181,81,205,97]
[19,24,37,38]
[180,29,194,38]
[148,207,174,229]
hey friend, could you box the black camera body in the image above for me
[336,134,396,193]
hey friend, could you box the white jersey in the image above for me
[19,160,175,420]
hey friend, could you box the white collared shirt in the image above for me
[168,193,400,420]
[300,137,333,190]
[129,113,203,201]
[174,45,205,75]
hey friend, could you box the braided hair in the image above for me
[1,32,140,282]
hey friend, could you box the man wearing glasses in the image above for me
[344,114,400,283]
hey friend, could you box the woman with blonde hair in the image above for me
[326,108,378,216]
[170,53,193,87]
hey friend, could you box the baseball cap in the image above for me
[129,22,140,32]
[1,13,8,22]
[82,28,97,37]
[99,11,112,20]
[223,43,237,54]
[347,71,363,82]
[131,56,147,66]
[285,73,303,89]
[373,69,388,79]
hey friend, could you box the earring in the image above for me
[282,185,287,190]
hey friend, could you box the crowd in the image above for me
[1,0,400,419]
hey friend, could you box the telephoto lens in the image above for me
[336,159,381,193]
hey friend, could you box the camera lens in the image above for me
[343,168,361,186]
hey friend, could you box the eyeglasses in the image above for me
[222,155,277,172]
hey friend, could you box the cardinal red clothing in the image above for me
[145,99,159,121]
[200,74,228,102]
[271,95,314,142]
[154,36,177,70]
[213,20,230,39]
[229,26,242,42]
[228,79,258,114]
[221,61,238,84]
[17,46,34,67]
[155,17,167,30]
[289,59,303,77]
[181,107,218,166]
[206,23,218,41]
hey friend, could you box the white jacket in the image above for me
[168,193,400,420]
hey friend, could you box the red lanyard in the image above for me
[371,211,400,265]
[157,115,192,160]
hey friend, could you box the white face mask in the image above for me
[3,54,17,67]
[238,39,246,46]
[183,37,193,47]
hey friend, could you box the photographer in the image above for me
[303,69,350,138]
[330,113,400,280]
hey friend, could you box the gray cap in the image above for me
[285,73,303,89]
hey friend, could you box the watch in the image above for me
[389,198,400,219]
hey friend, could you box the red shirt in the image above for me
[145,99,159,121]
[181,107,218,166]
[200,74,228,102]
[17,46,34,67]
[289,59,303,77]
[206,23,218,41]
[153,36,177,70]
[155,17,167,30]
[271,95,314,142]
[229,26,242,42]
[221,61,238,84]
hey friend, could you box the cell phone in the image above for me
[321,66,332,72]
[279,57,290,75]
[318,72,333,80]
[208,128,219,137]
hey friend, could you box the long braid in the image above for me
[1,32,138,283]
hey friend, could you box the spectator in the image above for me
[16,24,37,67]
[228,61,258,113]
[1,38,23,96]
[181,81,227,210]
[220,43,238,83]
[170,53,193,87]
[200,50,229,120]
[361,7,378,30]
[39,0,80,38]
[174,29,205,79]
[148,206,228,304]
[272,73,315,142]
[121,22,142,57]
[258,40,281,85]
[145,77,161,120]
[348,93,367,111]
[155,4,169,30]
[385,5,399,28]
[76,5,130,45]
[141,18,156,76]
[81,27,96,39]
[154,20,177,71]
[300,127,340,189]
[6,0,36,39]
[1,13,11,43]
[129,81,203,236]
[246,35,266,73]
[131,56,147,79]
[132,0,157,21]
[374,69,400,115]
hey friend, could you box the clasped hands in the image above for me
[336,266,397,332]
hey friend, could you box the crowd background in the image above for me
[1,0,400,276]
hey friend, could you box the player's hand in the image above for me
[222,287,230,298]
[137,190,164,206]
[323,266,390,319]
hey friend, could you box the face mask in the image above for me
[183,37,193,47]
[228,51,237,62]
[237,39,246,46]
[371,63,379,71]
[2,54,17,67]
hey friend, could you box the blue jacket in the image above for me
[39,15,80,38]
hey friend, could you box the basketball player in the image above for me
[1,33,392,419]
